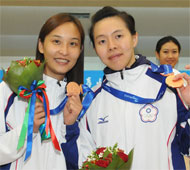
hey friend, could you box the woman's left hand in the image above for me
[63,93,82,125]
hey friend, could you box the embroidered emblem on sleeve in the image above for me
[139,104,158,123]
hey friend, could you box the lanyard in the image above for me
[50,96,68,115]
[77,84,95,120]
[102,63,172,104]
[49,85,95,120]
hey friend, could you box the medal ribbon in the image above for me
[150,62,173,75]
[77,84,95,120]
[102,63,173,104]
[48,84,95,120]
[50,96,68,115]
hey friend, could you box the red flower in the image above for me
[85,164,89,170]
[16,59,41,67]
[33,60,41,67]
[80,143,133,170]
[96,147,106,155]
[95,160,110,167]
[117,151,128,162]
[90,160,95,164]
[17,60,26,66]
[105,153,113,163]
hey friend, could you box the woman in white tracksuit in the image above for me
[76,6,190,170]
[0,13,93,170]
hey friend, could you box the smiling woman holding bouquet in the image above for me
[0,13,93,170]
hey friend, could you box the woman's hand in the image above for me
[185,64,190,69]
[63,93,82,125]
[174,65,190,107]
[33,102,45,133]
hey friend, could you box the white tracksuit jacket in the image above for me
[0,74,94,170]
[80,55,189,170]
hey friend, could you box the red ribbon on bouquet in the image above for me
[17,80,61,161]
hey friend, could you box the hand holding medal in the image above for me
[171,65,190,107]
[64,82,83,125]
[151,63,183,88]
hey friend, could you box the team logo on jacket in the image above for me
[98,115,109,124]
[139,104,158,123]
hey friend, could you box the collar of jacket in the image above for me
[103,54,151,75]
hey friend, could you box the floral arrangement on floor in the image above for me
[80,143,133,170]
[3,57,61,160]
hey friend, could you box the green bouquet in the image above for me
[2,57,61,161]
[80,143,133,170]
[3,57,44,94]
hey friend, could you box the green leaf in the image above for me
[106,155,120,169]
[118,148,134,170]
[103,149,110,158]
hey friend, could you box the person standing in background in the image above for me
[155,36,181,68]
